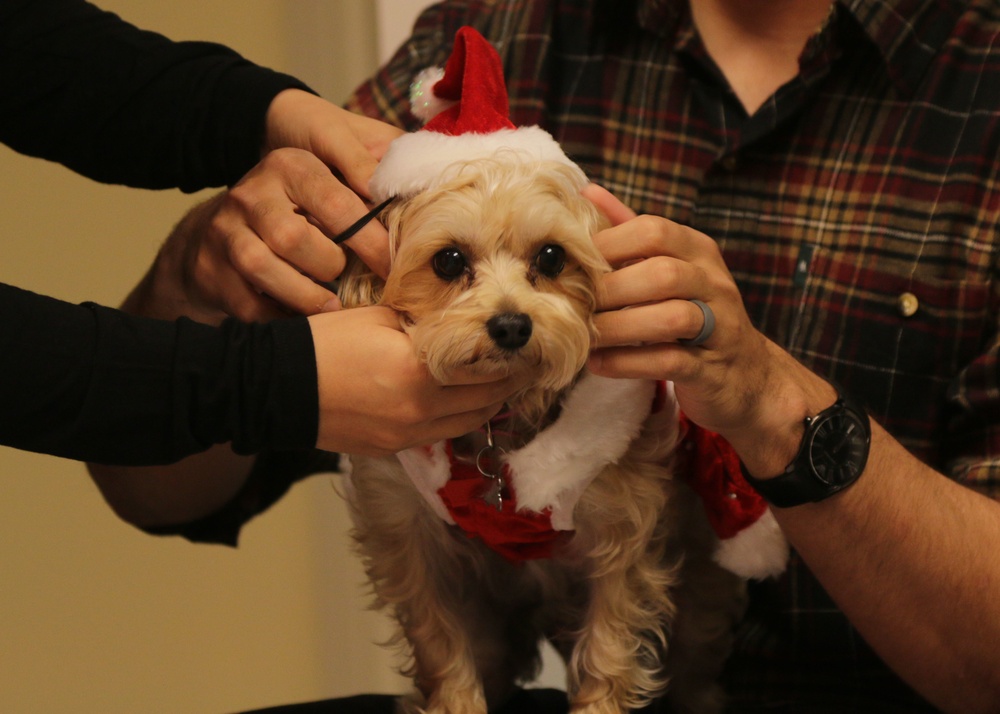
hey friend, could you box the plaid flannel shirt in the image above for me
[347,1,1000,710]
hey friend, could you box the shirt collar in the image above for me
[635,0,965,97]
[843,0,965,96]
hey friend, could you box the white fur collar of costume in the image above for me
[397,371,659,531]
[392,371,788,579]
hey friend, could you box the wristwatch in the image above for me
[742,388,871,508]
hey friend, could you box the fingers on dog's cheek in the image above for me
[593,217,680,273]
[589,345,675,380]
[425,402,506,445]
[582,183,636,225]
[599,257,683,312]
[618,215,721,265]
[598,261,663,310]
[438,368,523,397]
[594,302,686,347]
[593,311,626,347]
[592,224,644,267]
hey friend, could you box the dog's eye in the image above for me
[432,247,468,280]
[535,244,566,278]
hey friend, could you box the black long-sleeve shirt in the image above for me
[0,0,306,189]
[0,0,321,466]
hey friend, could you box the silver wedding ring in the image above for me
[678,299,715,347]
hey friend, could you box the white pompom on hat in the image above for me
[370,26,585,202]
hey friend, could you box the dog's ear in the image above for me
[337,253,385,308]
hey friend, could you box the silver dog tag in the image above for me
[477,421,506,511]
[482,475,505,511]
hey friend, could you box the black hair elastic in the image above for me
[332,196,396,244]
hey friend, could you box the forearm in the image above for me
[732,354,1000,713]
[586,173,1000,710]
[78,259,300,528]
[0,282,317,465]
[0,0,309,189]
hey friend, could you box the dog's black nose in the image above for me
[486,312,533,350]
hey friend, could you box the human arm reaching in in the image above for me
[1,0,400,298]
[584,185,1000,714]
[114,93,403,320]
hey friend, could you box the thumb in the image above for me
[582,183,638,226]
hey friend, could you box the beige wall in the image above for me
[0,2,419,712]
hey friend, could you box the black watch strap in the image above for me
[741,391,870,508]
[741,460,828,509]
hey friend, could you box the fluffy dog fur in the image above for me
[338,155,744,714]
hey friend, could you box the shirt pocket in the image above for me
[793,248,992,452]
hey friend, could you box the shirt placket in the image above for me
[678,14,844,351]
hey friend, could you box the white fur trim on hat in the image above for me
[370,126,586,202]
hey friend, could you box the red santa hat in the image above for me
[370,26,586,202]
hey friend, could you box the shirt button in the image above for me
[898,292,919,317]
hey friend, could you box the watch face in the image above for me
[807,410,870,487]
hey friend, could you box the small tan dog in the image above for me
[340,154,737,714]
[336,26,782,714]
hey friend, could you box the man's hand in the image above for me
[583,184,832,471]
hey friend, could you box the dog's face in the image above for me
[347,157,609,420]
